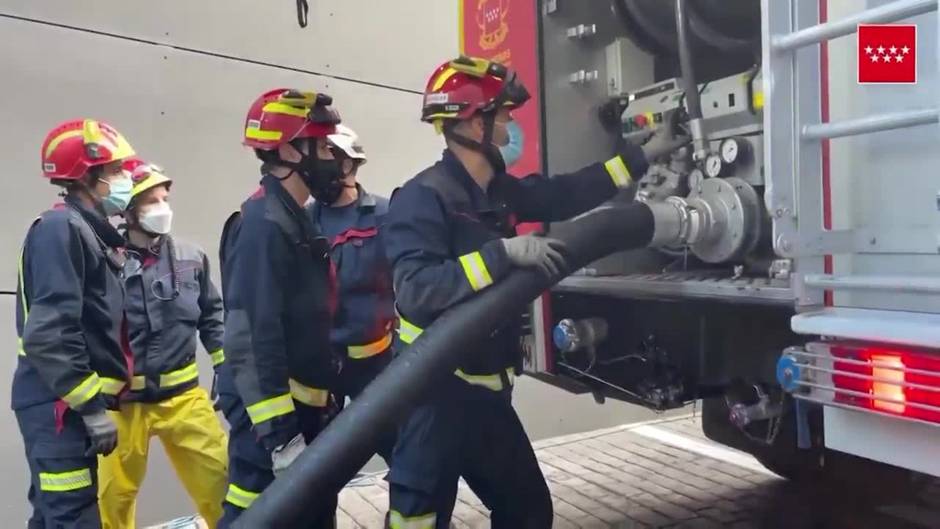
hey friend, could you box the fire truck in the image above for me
[462,0,940,488]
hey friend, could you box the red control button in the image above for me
[634,114,648,127]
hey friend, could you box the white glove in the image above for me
[501,235,567,277]
[271,433,306,478]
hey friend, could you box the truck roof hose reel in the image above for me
[232,202,669,528]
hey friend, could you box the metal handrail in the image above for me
[803,274,940,294]
[797,380,940,414]
[801,108,939,140]
[773,0,937,52]
[791,393,940,429]
[789,350,940,378]
[793,362,940,394]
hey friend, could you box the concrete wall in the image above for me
[0,1,457,522]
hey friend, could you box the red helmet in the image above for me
[243,89,341,150]
[421,56,530,129]
[40,119,136,181]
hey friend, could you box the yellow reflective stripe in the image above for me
[246,393,295,425]
[225,483,260,509]
[39,468,93,492]
[160,362,199,388]
[100,377,126,396]
[604,156,632,187]
[458,251,494,292]
[62,373,102,408]
[431,67,459,91]
[288,379,329,407]
[245,127,283,141]
[209,348,225,366]
[389,510,437,529]
[44,130,83,159]
[130,376,146,391]
[347,333,392,359]
[17,337,25,357]
[454,368,515,392]
[397,316,424,345]
[263,101,309,118]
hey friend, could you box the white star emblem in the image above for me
[864,45,873,54]
[870,54,880,63]
[877,45,886,54]
[902,46,910,54]
[889,46,897,54]
[895,54,904,63]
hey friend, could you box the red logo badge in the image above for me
[857,24,916,84]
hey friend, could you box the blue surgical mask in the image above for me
[498,120,525,169]
[101,177,133,216]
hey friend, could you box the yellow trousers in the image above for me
[99,387,228,529]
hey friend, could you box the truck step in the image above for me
[556,272,793,305]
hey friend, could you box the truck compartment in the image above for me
[531,0,940,481]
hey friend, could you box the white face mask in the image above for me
[138,202,173,235]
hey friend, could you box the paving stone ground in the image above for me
[331,414,940,529]
[150,414,940,529]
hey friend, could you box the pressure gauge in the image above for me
[720,138,741,164]
[704,153,723,178]
[688,168,705,189]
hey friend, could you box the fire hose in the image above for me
[233,200,688,527]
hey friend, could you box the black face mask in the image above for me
[279,142,345,203]
[303,155,345,204]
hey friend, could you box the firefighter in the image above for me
[216,89,342,528]
[97,159,229,529]
[14,119,137,528]
[383,56,689,529]
[308,125,396,460]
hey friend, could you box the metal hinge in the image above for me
[569,70,599,85]
[567,23,597,39]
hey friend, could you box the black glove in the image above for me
[81,410,118,456]
[321,394,343,429]
[210,371,220,411]
[640,110,691,161]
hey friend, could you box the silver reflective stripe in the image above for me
[225,483,260,509]
[39,468,93,492]
[397,317,424,345]
[604,155,632,187]
[160,362,199,388]
[246,393,295,425]
[458,251,494,291]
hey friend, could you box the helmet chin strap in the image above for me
[445,112,506,175]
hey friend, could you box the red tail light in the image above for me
[831,343,940,424]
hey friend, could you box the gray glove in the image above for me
[501,235,567,277]
[271,433,306,478]
[640,111,691,161]
[81,410,118,456]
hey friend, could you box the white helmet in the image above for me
[328,124,367,165]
